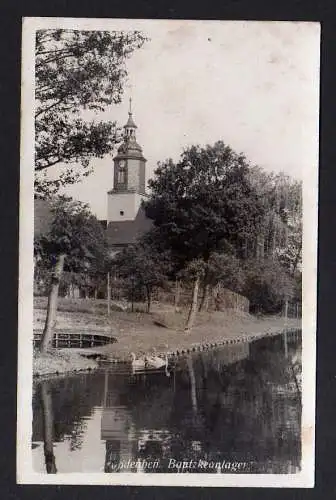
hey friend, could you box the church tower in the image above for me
[107,99,147,223]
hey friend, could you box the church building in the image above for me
[34,100,153,255]
[106,99,153,254]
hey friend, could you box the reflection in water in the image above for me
[40,382,57,473]
[32,331,302,474]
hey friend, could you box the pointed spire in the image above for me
[125,96,137,129]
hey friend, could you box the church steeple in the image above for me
[115,99,144,159]
[107,99,147,223]
[124,97,137,140]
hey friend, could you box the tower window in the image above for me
[118,160,126,183]
[120,210,124,216]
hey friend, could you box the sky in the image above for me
[57,20,320,219]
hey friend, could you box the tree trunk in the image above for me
[184,275,200,332]
[292,241,302,276]
[40,253,65,353]
[198,282,210,312]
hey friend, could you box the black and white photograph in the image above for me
[18,18,319,486]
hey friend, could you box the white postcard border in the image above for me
[17,16,319,487]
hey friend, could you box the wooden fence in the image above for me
[33,331,116,349]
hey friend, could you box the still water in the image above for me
[32,332,302,474]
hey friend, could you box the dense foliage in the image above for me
[113,241,172,312]
[34,139,302,317]
[35,196,109,273]
[34,196,110,301]
[35,29,147,196]
[143,142,302,315]
[145,142,265,266]
[35,196,111,351]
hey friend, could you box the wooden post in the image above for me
[284,299,288,358]
[205,288,210,312]
[174,278,181,311]
[107,272,111,317]
[103,369,109,407]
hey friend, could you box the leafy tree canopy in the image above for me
[114,240,171,289]
[204,251,245,293]
[144,141,265,268]
[35,29,148,196]
[243,258,294,314]
[113,240,172,312]
[35,196,109,274]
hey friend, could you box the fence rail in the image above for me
[33,331,115,349]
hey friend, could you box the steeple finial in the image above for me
[124,96,137,131]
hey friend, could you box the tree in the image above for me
[182,259,206,332]
[275,216,302,276]
[198,251,245,311]
[145,142,265,268]
[144,142,265,325]
[248,167,302,263]
[243,258,294,314]
[113,241,171,313]
[35,29,147,196]
[35,196,109,351]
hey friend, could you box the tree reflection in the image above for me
[33,334,301,474]
[166,337,301,473]
[40,381,57,473]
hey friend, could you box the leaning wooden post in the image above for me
[107,272,111,317]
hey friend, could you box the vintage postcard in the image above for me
[18,18,320,486]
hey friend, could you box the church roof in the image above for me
[125,112,137,129]
[117,140,143,154]
[34,198,152,249]
[106,205,153,247]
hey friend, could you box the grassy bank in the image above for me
[33,298,301,375]
[34,349,98,378]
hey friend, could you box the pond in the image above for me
[32,331,302,474]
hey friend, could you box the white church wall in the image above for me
[107,192,143,222]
